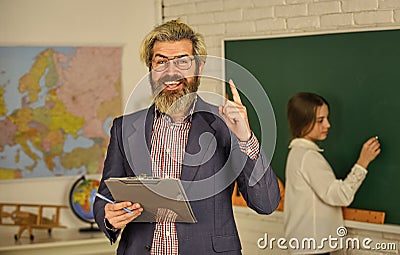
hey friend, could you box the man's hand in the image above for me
[219,79,252,141]
[105,201,143,229]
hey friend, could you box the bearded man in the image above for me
[94,19,280,255]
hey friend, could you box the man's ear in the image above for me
[198,61,205,75]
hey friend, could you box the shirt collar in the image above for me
[288,138,324,152]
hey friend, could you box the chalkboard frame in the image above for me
[223,27,400,225]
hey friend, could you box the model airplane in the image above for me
[0,203,68,241]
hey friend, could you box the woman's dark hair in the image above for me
[287,92,329,138]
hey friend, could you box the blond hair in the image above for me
[140,19,207,68]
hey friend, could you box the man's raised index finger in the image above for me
[229,79,242,104]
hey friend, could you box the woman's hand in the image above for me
[356,136,381,169]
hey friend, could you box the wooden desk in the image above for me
[0,227,116,255]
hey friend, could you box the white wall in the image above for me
[162,0,400,57]
[0,0,159,228]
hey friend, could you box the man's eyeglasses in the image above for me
[152,56,195,72]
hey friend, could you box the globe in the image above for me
[69,176,100,231]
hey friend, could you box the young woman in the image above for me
[283,92,381,255]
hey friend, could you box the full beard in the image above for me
[151,74,200,115]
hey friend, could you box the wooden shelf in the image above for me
[0,228,116,255]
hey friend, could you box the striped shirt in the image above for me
[150,99,259,255]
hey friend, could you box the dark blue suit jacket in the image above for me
[94,97,280,254]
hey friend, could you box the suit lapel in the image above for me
[181,99,217,182]
[125,107,154,176]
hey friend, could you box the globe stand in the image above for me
[79,222,100,232]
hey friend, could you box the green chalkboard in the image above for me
[225,29,400,225]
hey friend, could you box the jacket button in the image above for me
[145,245,151,251]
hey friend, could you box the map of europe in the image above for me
[0,47,122,179]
